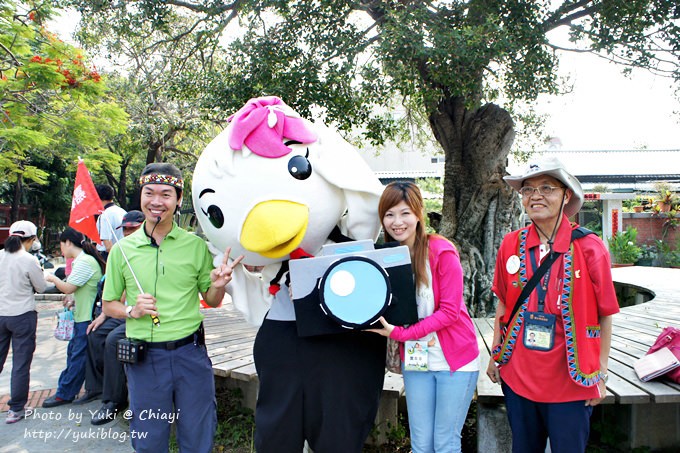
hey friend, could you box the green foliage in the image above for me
[57,0,680,124]
[213,387,255,451]
[638,243,658,261]
[588,417,630,452]
[415,177,444,232]
[608,226,642,264]
[0,0,128,222]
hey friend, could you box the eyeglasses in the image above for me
[519,185,565,197]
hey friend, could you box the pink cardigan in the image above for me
[390,236,479,371]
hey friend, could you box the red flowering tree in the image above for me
[0,1,127,222]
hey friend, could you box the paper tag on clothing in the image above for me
[404,340,429,371]
[523,312,556,351]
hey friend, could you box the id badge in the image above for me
[523,312,556,351]
[404,340,429,371]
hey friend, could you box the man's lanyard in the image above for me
[529,247,553,313]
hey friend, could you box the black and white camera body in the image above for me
[116,338,147,364]
[289,241,418,337]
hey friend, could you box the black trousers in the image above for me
[85,317,127,404]
[253,319,386,453]
[0,311,37,412]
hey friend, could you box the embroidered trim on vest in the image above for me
[586,326,601,338]
[562,248,601,386]
[492,229,529,364]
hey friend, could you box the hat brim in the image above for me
[504,167,584,217]
[117,222,143,229]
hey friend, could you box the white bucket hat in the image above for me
[504,157,584,217]
[9,220,38,238]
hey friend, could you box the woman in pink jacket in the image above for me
[370,182,479,453]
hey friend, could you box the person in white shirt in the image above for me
[0,220,47,424]
[95,184,126,258]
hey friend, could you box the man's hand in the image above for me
[486,358,501,384]
[87,312,106,334]
[586,379,607,406]
[131,293,158,319]
[210,247,245,289]
[366,316,395,337]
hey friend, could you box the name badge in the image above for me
[404,340,429,371]
[506,255,520,274]
[523,312,556,351]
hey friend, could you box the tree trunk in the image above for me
[429,96,521,317]
[10,175,23,223]
[146,128,178,164]
[117,159,129,209]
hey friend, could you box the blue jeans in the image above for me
[403,367,478,453]
[56,321,89,400]
[0,311,38,411]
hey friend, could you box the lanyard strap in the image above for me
[529,247,554,312]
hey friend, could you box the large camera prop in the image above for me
[289,240,419,337]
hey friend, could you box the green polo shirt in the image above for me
[66,251,102,323]
[102,222,214,342]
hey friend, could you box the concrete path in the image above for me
[0,298,133,452]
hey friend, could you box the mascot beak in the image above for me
[241,200,309,258]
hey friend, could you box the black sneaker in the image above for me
[73,391,101,405]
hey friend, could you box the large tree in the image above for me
[60,0,680,315]
[0,0,128,224]
[70,9,223,206]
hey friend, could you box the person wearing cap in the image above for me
[95,184,127,259]
[0,221,47,424]
[118,209,145,236]
[486,157,620,452]
[102,163,243,453]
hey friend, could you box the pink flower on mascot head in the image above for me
[228,96,318,158]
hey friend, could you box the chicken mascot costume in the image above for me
[192,96,386,453]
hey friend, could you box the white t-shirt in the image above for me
[96,204,126,252]
[415,262,479,372]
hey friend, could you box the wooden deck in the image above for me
[474,266,680,451]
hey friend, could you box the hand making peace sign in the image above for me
[210,247,245,289]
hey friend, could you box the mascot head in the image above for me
[193,96,384,266]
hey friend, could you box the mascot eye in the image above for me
[288,153,312,180]
[201,205,225,229]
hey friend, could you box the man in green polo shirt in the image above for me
[102,163,242,453]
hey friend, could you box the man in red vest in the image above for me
[487,157,620,453]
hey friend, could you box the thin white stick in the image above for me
[101,214,143,294]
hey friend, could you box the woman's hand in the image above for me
[366,316,395,337]
[62,294,74,309]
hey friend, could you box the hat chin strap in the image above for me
[532,192,567,253]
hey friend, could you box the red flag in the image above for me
[69,160,104,243]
